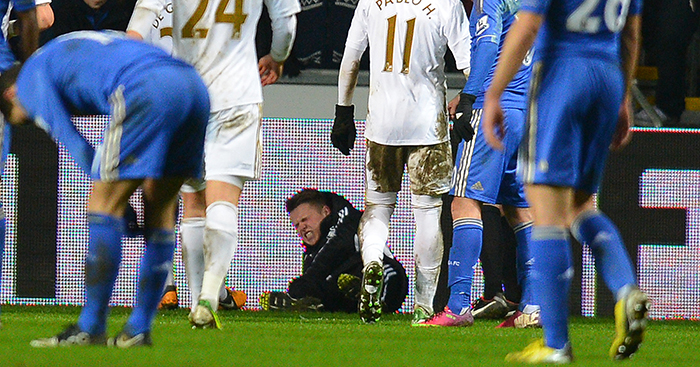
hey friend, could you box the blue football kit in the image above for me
[451,0,531,206]
[16,31,209,182]
[445,0,534,318]
[516,0,643,352]
[15,31,210,340]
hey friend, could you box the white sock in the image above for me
[200,201,239,310]
[181,217,205,310]
[218,283,228,301]
[359,192,395,267]
[412,194,444,315]
[164,266,174,288]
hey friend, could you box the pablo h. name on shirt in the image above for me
[374,0,437,17]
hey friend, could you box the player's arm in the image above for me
[259,13,297,86]
[36,0,54,29]
[332,46,363,156]
[13,1,39,61]
[611,14,641,150]
[126,0,167,40]
[483,10,542,150]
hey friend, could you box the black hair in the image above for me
[0,63,22,119]
[285,188,330,213]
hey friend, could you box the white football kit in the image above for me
[338,0,471,318]
[145,0,173,53]
[129,0,299,181]
[344,0,471,146]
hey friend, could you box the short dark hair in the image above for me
[0,63,22,119]
[285,188,330,213]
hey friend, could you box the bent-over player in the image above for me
[1,30,209,347]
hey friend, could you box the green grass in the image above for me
[0,305,697,366]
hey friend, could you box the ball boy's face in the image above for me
[289,203,331,246]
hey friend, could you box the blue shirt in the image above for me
[521,0,643,63]
[16,31,194,173]
[464,0,533,109]
[0,0,36,71]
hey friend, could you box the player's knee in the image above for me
[411,194,442,211]
[451,196,481,219]
[365,190,397,207]
[205,201,239,235]
[206,175,246,191]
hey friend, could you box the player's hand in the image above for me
[611,96,633,151]
[332,104,356,156]
[123,202,144,237]
[259,54,283,86]
[126,30,144,40]
[482,91,505,150]
[452,93,476,143]
[447,94,460,120]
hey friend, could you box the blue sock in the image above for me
[571,211,636,298]
[125,228,176,335]
[513,221,534,309]
[530,226,572,350]
[78,214,124,335]
[447,218,483,314]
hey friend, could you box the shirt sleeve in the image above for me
[127,0,167,39]
[445,0,471,71]
[627,0,642,16]
[17,65,96,174]
[463,0,501,94]
[344,0,370,53]
[11,0,36,13]
[520,0,551,15]
[264,0,301,20]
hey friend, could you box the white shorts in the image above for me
[205,103,263,182]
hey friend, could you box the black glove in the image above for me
[332,104,356,156]
[123,202,144,237]
[453,93,476,143]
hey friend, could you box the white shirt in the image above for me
[146,0,173,53]
[344,0,471,145]
[129,0,300,111]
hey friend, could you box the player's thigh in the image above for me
[496,108,528,208]
[365,140,407,193]
[406,141,452,196]
[89,179,142,216]
[204,103,263,181]
[451,109,510,203]
[143,177,187,229]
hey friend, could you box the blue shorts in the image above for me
[520,58,624,194]
[92,65,209,181]
[450,108,528,208]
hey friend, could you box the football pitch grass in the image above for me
[0,306,698,366]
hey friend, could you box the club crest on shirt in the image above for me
[476,15,489,36]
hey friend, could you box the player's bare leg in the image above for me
[180,187,207,310]
[498,206,539,328]
[358,190,395,323]
[422,196,477,327]
[113,177,184,347]
[506,185,574,363]
[190,179,242,328]
[412,194,444,321]
[32,179,142,347]
[570,195,649,360]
